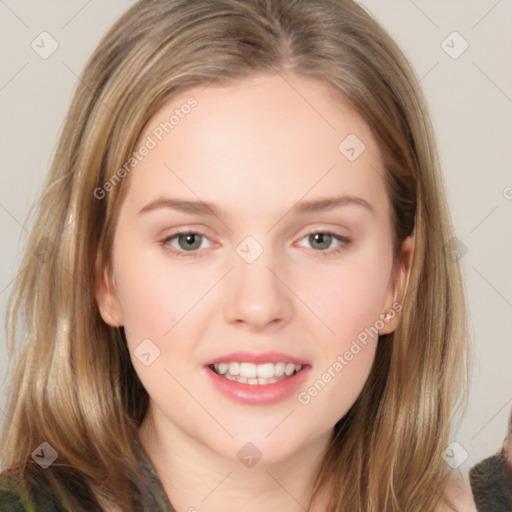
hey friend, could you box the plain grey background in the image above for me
[1,0,511,480]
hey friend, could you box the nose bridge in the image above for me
[223,233,292,328]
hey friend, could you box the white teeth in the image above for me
[212,361,304,384]
[228,362,240,376]
[284,363,295,376]
[218,363,229,375]
[274,362,285,377]
[239,362,257,378]
[257,362,275,378]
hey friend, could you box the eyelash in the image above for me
[159,228,352,259]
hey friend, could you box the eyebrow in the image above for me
[138,195,374,217]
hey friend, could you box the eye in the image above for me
[297,230,352,256]
[159,228,352,258]
[160,229,212,258]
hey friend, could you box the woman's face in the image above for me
[97,72,411,464]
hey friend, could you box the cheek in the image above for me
[296,267,385,425]
[112,250,202,404]
[295,241,392,411]
[113,247,202,340]
[304,247,393,347]
[299,347,376,432]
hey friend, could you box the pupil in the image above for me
[312,233,330,250]
[180,234,200,250]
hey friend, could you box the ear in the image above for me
[94,251,124,327]
[378,235,414,335]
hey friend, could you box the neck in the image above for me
[138,408,332,512]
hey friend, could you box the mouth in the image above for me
[208,361,304,385]
[204,352,311,404]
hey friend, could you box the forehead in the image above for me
[124,72,387,217]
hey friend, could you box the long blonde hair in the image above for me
[1,0,469,510]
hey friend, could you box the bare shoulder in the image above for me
[436,472,478,512]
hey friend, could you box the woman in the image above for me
[0,0,474,510]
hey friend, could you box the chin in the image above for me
[211,425,321,467]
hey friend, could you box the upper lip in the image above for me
[204,351,310,366]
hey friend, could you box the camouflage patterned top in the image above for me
[0,440,176,511]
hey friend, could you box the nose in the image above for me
[223,245,293,332]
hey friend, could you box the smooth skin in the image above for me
[96,72,473,511]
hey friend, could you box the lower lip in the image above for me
[204,366,311,405]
